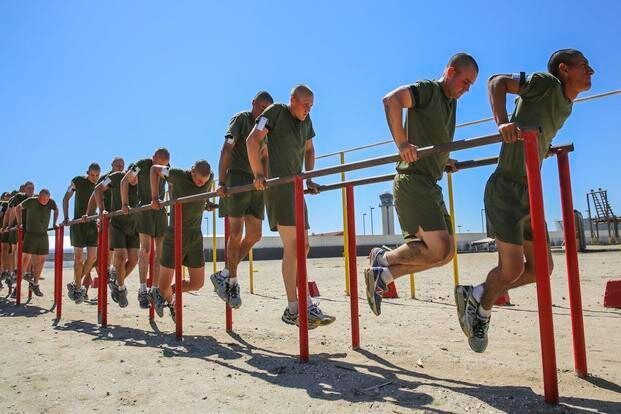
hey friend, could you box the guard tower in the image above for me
[379,192,395,235]
[586,188,619,244]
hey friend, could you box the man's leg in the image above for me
[73,248,85,287]
[138,233,152,286]
[505,240,554,290]
[384,229,454,278]
[152,236,163,286]
[238,215,262,267]
[225,216,244,279]
[113,247,130,307]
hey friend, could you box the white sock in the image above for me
[221,268,229,277]
[139,283,147,292]
[379,268,394,285]
[118,285,126,291]
[307,295,313,307]
[473,283,485,302]
[377,252,389,267]
[288,301,298,315]
[228,277,238,286]
[478,306,492,319]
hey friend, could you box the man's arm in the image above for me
[15,204,24,227]
[246,126,269,190]
[304,139,319,193]
[382,86,417,162]
[216,142,234,196]
[120,170,135,213]
[52,203,59,227]
[149,165,168,209]
[62,186,74,223]
[93,181,110,214]
[488,74,523,143]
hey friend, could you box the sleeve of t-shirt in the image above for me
[129,159,147,176]
[20,197,36,210]
[224,114,242,144]
[163,168,184,185]
[409,80,434,109]
[256,104,282,132]
[518,72,557,100]
[69,176,81,192]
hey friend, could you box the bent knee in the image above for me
[500,261,525,282]
[188,278,204,291]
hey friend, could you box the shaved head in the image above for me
[291,84,314,99]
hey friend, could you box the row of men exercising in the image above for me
[1,48,594,349]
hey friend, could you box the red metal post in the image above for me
[100,216,109,327]
[97,225,102,321]
[345,186,360,349]
[523,130,559,404]
[15,228,23,305]
[148,238,155,321]
[55,226,64,320]
[294,176,309,362]
[224,216,232,332]
[174,204,183,340]
[557,149,588,378]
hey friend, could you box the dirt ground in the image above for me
[1,247,620,413]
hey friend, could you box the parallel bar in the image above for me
[294,176,309,362]
[224,217,232,332]
[446,173,460,285]
[557,150,588,378]
[148,238,155,321]
[345,185,360,349]
[100,216,109,327]
[174,205,183,340]
[523,130,559,404]
[15,228,23,305]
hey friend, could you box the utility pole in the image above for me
[369,206,375,235]
[362,213,367,235]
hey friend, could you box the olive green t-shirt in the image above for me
[129,158,166,205]
[225,111,256,175]
[497,72,573,179]
[21,197,57,233]
[8,192,29,225]
[397,80,456,180]
[97,170,114,210]
[102,171,139,226]
[70,176,96,218]
[257,103,315,178]
[164,168,210,230]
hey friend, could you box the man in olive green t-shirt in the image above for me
[122,147,170,309]
[211,90,273,310]
[246,84,335,329]
[148,160,213,319]
[15,189,58,297]
[0,191,14,289]
[365,54,478,317]
[4,182,35,296]
[62,163,100,304]
[456,49,594,353]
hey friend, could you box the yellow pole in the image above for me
[447,172,459,285]
[249,248,254,294]
[211,181,217,274]
[409,273,416,299]
[340,152,350,296]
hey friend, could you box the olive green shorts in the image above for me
[265,182,309,232]
[70,222,98,248]
[136,209,167,237]
[160,228,205,269]
[23,232,49,255]
[484,171,534,245]
[393,173,453,242]
[1,230,11,244]
[6,228,18,245]
[110,218,140,250]
[218,170,265,220]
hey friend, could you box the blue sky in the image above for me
[1,1,620,236]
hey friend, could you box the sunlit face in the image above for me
[290,93,314,121]
[191,170,212,187]
[24,183,35,196]
[112,159,125,172]
[38,193,50,205]
[87,168,100,184]
[128,173,138,186]
[563,54,594,93]
[154,155,170,166]
[445,65,478,99]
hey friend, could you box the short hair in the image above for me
[39,189,50,196]
[254,91,274,103]
[291,84,314,98]
[111,157,124,167]
[1,191,10,198]
[192,159,212,177]
[23,181,34,188]
[447,53,479,73]
[87,162,101,173]
[548,49,584,78]
[154,147,170,161]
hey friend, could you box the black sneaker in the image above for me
[137,289,150,309]
[83,288,89,301]
[74,286,86,304]
[117,287,128,308]
[308,303,335,327]
[364,267,386,316]
[210,271,228,303]
[227,282,242,309]
[30,282,43,297]
[150,288,166,318]
[281,308,298,326]
[469,314,491,353]
[109,280,120,304]
[455,285,474,336]
[10,289,17,299]
[66,282,77,301]
[23,272,34,283]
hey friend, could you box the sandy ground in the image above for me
[1,247,620,414]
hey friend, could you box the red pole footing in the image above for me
[557,150,588,378]
[15,228,23,305]
[294,176,309,362]
[224,217,232,332]
[174,205,183,340]
[345,186,360,349]
[55,226,64,320]
[148,238,155,321]
[523,129,559,404]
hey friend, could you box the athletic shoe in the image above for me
[281,308,298,326]
[10,289,17,299]
[469,315,491,353]
[29,282,43,297]
[227,282,242,309]
[209,271,228,303]
[167,302,176,322]
[74,286,86,304]
[150,288,166,318]
[137,289,150,309]
[454,285,474,336]
[308,303,335,327]
[83,288,89,301]
[23,272,34,283]
[368,246,389,268]
[117,287,128,308]
[108,268,118,285]
[364,267,386,316]
[66,282,77,301]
